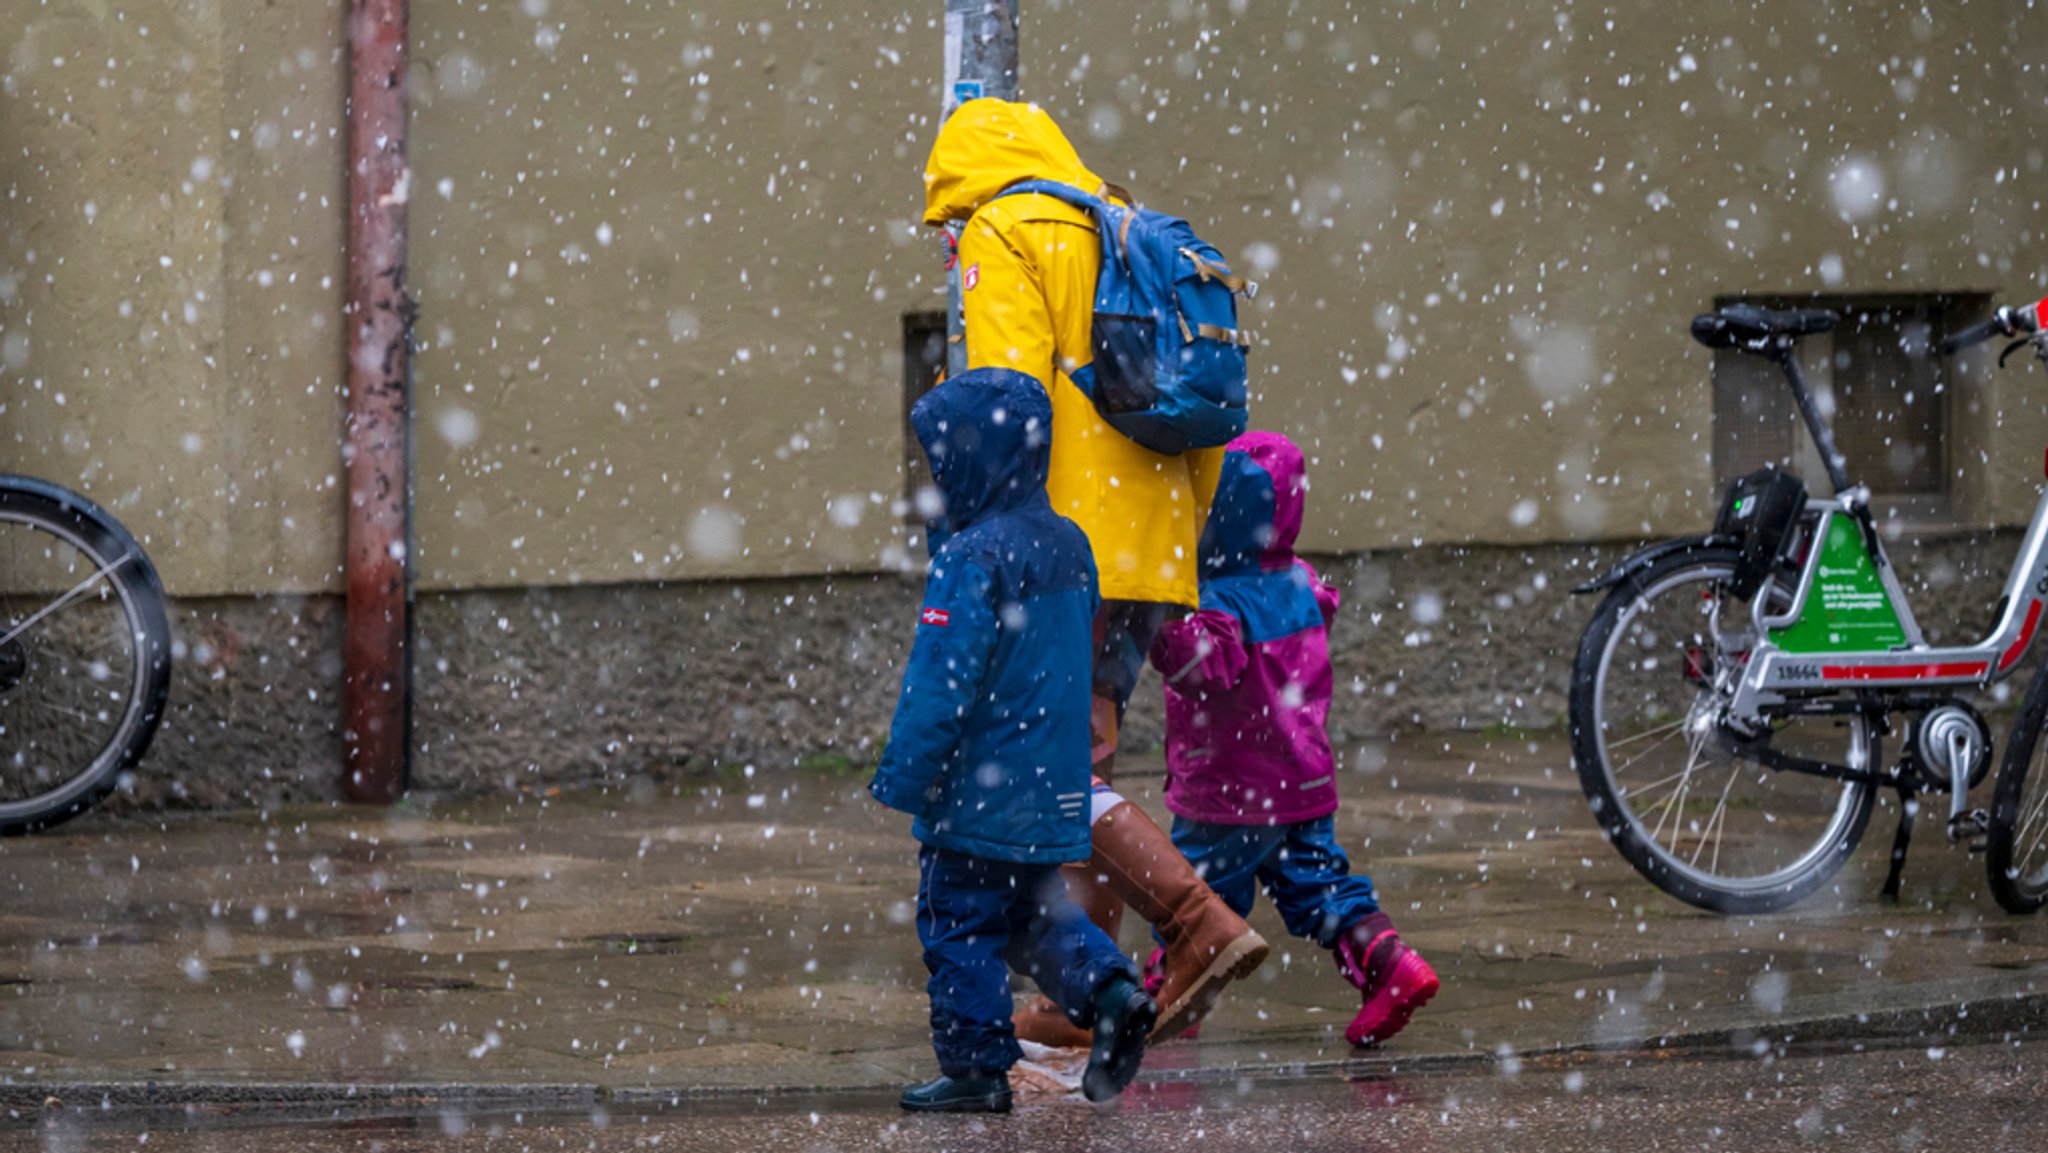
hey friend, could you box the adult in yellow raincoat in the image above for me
[923,97,1226,765]
[920,99,1267,1048]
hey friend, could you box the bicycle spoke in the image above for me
[1646,733,1706,849]
[2010,767,2048,874]
[1612,727,1687,779]
[13,692,101,728]
[1607,717,1687,752]
[2013,752,2048,848]
[2015,787,2046,855]
[1664,757,1699,857]
[1690,763,1742,872]
[0,553,131,649]
[1617,763,1699,800]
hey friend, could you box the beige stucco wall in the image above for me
[1032,0,2048,547]
[2,1,2043,597]
[407,2,930,589]
[0,0,347,596]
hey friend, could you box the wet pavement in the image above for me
[13,1038,2044,1151]
[1,734,2046,1110]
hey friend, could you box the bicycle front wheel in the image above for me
[1569,548,1876,914]
[0,476,172,834]
[1987,656,2048,914]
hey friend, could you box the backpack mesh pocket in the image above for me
[1089,315,1159,415]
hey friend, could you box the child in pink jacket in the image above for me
[1146,431,1437,1046]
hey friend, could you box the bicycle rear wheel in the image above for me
[1569,548,1876,914]
[1987,657,2048,914]
[0,475,172,834]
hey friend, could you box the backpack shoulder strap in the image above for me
[994,179,1104,214]
[992,180,1131,263]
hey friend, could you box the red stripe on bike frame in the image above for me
[2000,600,2044,672]
[1821,661,1988,682]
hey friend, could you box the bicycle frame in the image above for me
[1725,342,2048,727]
[1728,493,2048,724]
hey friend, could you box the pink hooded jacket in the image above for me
[1147,432,1340,826]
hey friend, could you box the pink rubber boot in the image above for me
[1335,914,1438,1047]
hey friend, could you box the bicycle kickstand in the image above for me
[1882,788,1919,902]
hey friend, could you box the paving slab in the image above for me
[0,734,2044,1105]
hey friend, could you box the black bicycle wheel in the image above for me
[0,475,172,834]
[1569,547,1877,914]
[1987,656,2048,914]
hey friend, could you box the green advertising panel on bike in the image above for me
[1765,516,1910,655]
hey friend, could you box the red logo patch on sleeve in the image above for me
[920,608,951,627]
[962,263,980,291]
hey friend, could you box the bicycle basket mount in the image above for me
[1712,467,1807,600]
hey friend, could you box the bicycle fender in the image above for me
[1570,534,1739,595]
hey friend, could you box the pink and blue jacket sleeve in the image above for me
[1149,610,1248,695]
[1302,559,1341,626]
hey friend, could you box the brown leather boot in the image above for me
[1011,858,1125,1049]
[1090,801,1268,1040]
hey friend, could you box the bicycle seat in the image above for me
[1690,304,1840,350]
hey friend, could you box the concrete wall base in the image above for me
[120,531,2030,810]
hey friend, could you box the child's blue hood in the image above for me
[911,367,1054,538]
[1199,431,1307,577]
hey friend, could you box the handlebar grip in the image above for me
[1939,312,2011,357]
[2016,300,2046,336]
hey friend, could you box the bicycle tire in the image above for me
[0,475,172,834]
[1987,655,2048,914]
[1569,547,1876,914]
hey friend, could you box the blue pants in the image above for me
[917,846,1137,1077]
[1091,600,1169,715]
[1167,815,1381,950]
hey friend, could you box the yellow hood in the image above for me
[922,99,1107,227]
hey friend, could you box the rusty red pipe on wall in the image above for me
[342,0,413,804]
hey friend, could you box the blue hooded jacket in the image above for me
[869,367,1101,864]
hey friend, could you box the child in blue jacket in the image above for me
[870,367,1157,1112]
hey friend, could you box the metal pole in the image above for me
[343,0,414,804]
[942,0,1019,378]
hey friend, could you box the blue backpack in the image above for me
[994,180,1253,455]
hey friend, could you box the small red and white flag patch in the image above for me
[962,263,980,291]
[921,608,951,627]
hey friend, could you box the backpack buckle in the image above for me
[1179,247,1253,296]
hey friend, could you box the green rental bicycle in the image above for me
[1569,298,2048,914]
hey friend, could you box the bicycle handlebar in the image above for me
[1939,300,2045,356]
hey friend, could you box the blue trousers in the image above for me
[916,846,1137,1077]
[1091,600,1169,713]
[1167,815,1381,950]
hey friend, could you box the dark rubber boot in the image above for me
[900,1073,1013,1113]
[1013,856,1125,1049]
[1082,976,1157,1103]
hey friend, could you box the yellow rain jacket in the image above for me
[923,99,1222,609]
